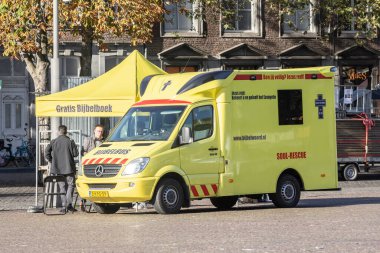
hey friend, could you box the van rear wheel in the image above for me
[92,203,120,214]
[210,196,238,210]
[271,174,300,208]
[154,178,184,214]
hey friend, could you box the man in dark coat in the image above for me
[45,125,79,212]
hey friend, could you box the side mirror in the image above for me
[179,127,192,144]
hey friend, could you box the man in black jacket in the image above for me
[45,125,79,212]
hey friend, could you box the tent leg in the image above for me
[27,118,43,213]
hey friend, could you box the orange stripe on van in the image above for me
[133,99,191,106]
[191,185,199,197]
[103,158,112,164]
[211,184,218,194]
[200,185,209,196]
[120,158,129,164]
[94,158,103,164]
[110,158,121,164]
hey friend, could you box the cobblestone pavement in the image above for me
[0,173,379,211]
[0,174,379,253]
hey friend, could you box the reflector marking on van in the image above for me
[120,158,129,164]
[191,185,199,197]
[200,185,209,196]
[234,74,263,80]
[211,184,218,194]
[82,157,129,165]
[305,74,332,79]
[191,184,218,197]
[103,158,112,164]
[95,158,103,164]
[234,73,332,80]
[133,99,191,106]
[111,158,121,164]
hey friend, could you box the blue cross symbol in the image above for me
[161,80,172,91]
[315,94,326,119]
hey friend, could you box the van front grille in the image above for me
[84,164,122,178]
[88,184,116,189]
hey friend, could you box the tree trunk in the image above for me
[22,28,50,94]
[80,29,93,77]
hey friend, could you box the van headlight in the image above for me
[121,158,150,176]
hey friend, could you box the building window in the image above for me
[165,66,198,73]
[163,0,201,36]
[278,90,303,125]
[105,56,126,72]
[2,94,25,131]
[60,57,80,77]
[282,2,317,35]
[341,66,370,88]
[222,0,261,35]
[341,0,370,36]
[0,58,25,77]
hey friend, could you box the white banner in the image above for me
[344,88,353,104]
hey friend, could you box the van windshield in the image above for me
[108,106,186,141]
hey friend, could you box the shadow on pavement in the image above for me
[112,197,380,215]
[298,197,380,208]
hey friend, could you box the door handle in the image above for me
[208,147,218,151]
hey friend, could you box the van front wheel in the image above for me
[271,174,301,208]
[154,178,184,214]
[210,196,238,210]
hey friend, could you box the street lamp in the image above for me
[50,0,61,138]
[51,0,72,136]
[28,0,71,213]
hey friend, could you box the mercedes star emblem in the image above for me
[95,165,104,177]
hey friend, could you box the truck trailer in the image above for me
[337,115,380,180]
[77,66,339,214]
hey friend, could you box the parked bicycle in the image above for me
[0,137,17,167]
[13,134,35,167]
[0,128,36,168]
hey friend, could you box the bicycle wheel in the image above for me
[15,157,29,167]
[27,149,35,166]
[0,150,10,167]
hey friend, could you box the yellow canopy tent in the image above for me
[35,50,166,117]
[28,51,166,213]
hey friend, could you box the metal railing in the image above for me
[335,85,379,118]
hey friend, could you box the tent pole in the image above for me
[28,117,42,213]
[35,118,39,206]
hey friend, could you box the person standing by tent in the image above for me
[82,124,105,155]
[45,125,79,212]
[81,124,105,211]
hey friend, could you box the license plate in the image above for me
[89,190,109,197]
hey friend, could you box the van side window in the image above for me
[278,90,303,125]
[193,106,213,141]
[182,105,213,142]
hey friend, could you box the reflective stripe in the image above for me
[191,185,199,197]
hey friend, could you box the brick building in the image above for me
[1,0,380,141]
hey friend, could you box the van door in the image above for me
[179,105,221,197]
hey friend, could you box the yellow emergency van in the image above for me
[77,66,339,214]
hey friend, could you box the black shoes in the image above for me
[67,204,78,212]
[80,200,86,212]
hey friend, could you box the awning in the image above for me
[36,50,166,117]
